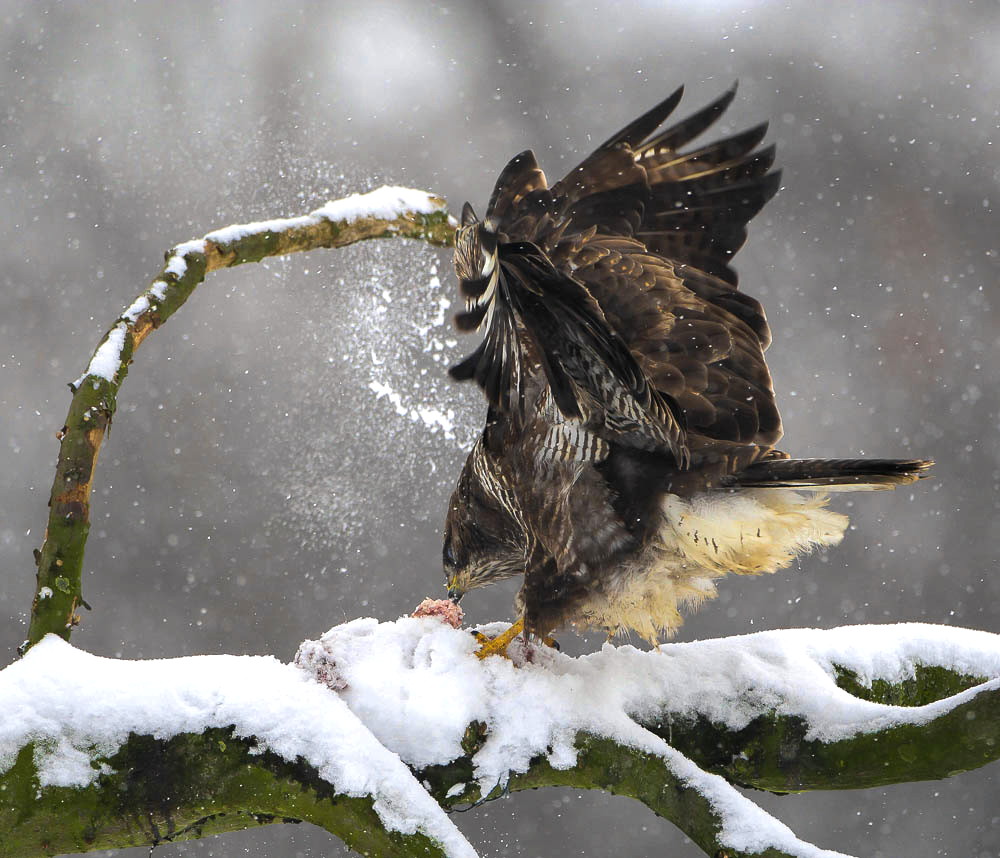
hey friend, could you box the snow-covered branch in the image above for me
[25,188,454,652]
[16,195,999,858]
[3,619,998,858]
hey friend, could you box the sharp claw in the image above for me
[474,618,525,659]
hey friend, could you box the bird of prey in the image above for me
[442,85,932,651]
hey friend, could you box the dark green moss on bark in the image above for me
[648,679,1000,791]
[0,729,448,858]
[833,664,985,707]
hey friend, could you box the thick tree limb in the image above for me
[3,625,999,858]
[1,730,447,858]
[26,188,454,650]
[0,728,811,858]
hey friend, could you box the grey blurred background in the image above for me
[1,1,997,856]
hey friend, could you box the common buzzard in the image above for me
[443,85,932,649]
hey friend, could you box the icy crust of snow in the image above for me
[0,635,477,858]
[4,622,998,858]
[166,239,208,277]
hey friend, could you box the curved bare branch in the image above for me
[26,188,454,650]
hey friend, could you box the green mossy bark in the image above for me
[2,665,999,858]
[485,735,750,858]
[26,247,207,651]
[25,200,453,650]
[0,728,446,858]
[420,669,1000,856]
[833,664,984,706]
[645,669,1000,792]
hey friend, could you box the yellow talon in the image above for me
[475,618,525,659]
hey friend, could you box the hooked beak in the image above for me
[447,586,464,604]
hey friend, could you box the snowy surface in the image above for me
[304,619,1000,770]
[3,620,998,858]
[166,238,208,276]
[205,214,319,246]
[302,619,1000,858]
[0,635,476,858]
[313,186,444,223]
[122,294,151,323]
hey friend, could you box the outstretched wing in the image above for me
[452,85,783,458]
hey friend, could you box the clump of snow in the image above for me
[122,294,151,323]
[411,598,464,629]
[166,239,208,275]
[369,379,408,416]
[0,635,476,858]
[302,618,484,771]
[74,322,128,388]
[369,379,457,440]
[313,186,444,223]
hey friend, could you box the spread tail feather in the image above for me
[723,458,934,491]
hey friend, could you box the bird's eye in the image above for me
[443,536,457,568]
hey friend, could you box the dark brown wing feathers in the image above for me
[593,84,686,151]
[499,243,688,461]
[485,150,551,228]
[453,85,784,456]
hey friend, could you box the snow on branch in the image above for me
[26,187,455,652]
[17,190,999,858]
[0,632,475,858]
[2,618,998,858]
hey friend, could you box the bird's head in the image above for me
[443,439,526,603]
[453,203,499,331]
